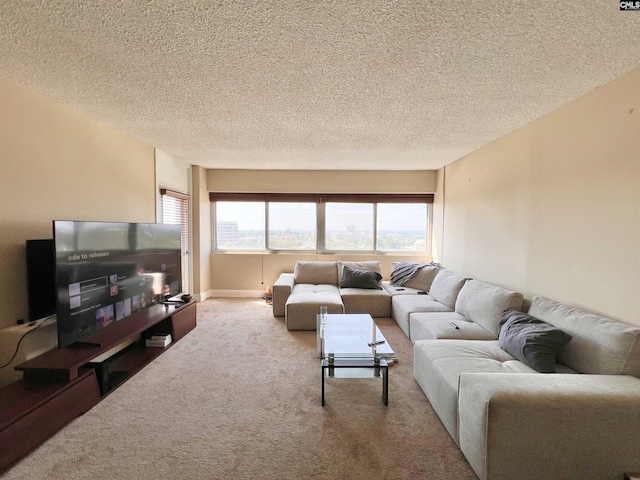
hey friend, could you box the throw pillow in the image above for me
[498,310,573,373]
[339,265,383,290]
[337,261,382,284]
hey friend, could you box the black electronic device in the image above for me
[26,239,57,321]
[86,358,130,395]
[52,221,182,348]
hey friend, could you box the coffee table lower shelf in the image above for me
[321,358,388,406]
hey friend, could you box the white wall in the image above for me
[192,165,212,299]
[440,67,640,325]
[206,169,436,294]
[0,77,156,328]
[155,149,191,221]
[207,169,437,193]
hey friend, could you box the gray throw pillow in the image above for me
[498,310,572,373]
[339,265,382,290]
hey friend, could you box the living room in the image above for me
[1,2,640,479]
[3,64,639,333]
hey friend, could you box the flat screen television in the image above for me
[53,221,182,348]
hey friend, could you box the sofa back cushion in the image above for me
[390,262,440,291]
[427,269,468,310]
[456,280,524,336]
[337,261,382,285]
[294,261,338,285]
[528,296,640,377]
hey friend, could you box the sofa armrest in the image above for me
[458,373,640,480]
[272,273,295,317]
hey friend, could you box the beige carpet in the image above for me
[3,298,476,480]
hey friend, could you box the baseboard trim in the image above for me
[194,290,213,302]
[210,290,265,298]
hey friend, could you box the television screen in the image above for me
[54,221,182,348]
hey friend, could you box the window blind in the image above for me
[161,189,190,294]
[209,192,434,203]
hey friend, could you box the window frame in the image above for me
[210,193,433,254]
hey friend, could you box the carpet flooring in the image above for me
[2,298,476,479]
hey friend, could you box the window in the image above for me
[211,193,433,254]
[324,203,374,251]
[268,202,316,250]
[161,189,190,294]
[376,203,428,251]
[215,202,264,250]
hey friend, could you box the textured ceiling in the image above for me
[1,1,640,170]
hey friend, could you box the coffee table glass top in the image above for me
[317,313,396,361]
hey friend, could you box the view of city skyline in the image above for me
[216,202,427,230]
[215,201,428,251]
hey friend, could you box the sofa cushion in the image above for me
[455,280,524,336]
[272,273,295,317]
[382,282,426,296]
[498,310,573,373]
[528,296,640,376]
[390,262,440,291]
[294,261,338,285]
[391,294,452,339]
[427,269,468,310]
[285,284,343,330]
[337,261,382,285]
[413,339,537,443]
[410,312,496,343]
[339,265,383,289]
[339,287,391,317]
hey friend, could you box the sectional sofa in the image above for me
[273,261,640,479]
[415,295,640,480]
[272,260,391,330]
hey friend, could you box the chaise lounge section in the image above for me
[273,261,391,330]
[414,295,640,480]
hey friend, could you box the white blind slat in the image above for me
[162,191,190,294]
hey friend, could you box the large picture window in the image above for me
[268,202,316,250]
[215,201,265,250]
[376,203,428,251]
[211,193,432,253]
[324,203,374,251]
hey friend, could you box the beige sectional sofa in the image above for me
[274,261,640,479]
[272,261,391,330]
[413,294,640,480]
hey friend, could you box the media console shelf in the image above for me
[0,300,196,475]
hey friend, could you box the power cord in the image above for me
[0,315,57,370]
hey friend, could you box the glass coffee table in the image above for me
[317,313,396,406]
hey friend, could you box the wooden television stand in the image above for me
[0,300,197,475]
